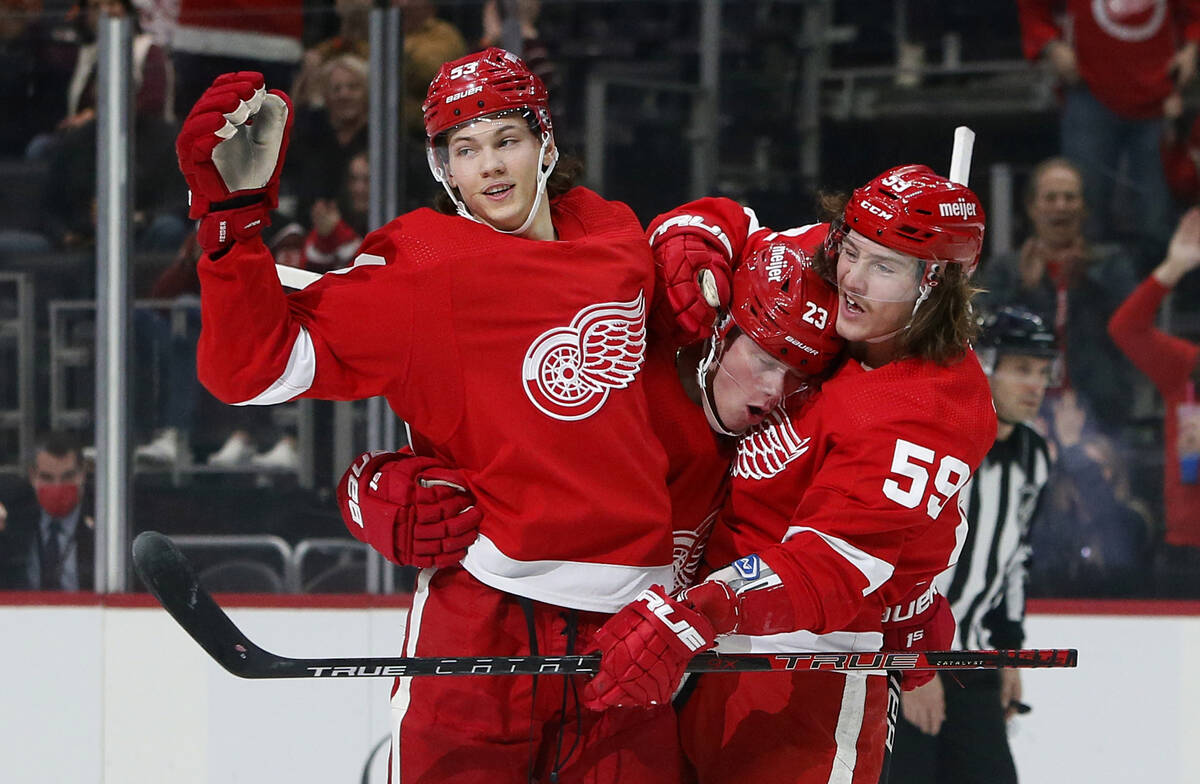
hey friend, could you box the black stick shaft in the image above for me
[133,532,1078,680]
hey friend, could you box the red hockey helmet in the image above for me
[835,164,986,275]
[422,47,552,144]
[729,239,843,375]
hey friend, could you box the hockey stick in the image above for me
[949,125,975,186]
[132,532,1077,680]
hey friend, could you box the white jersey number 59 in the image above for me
[882,438,971,520]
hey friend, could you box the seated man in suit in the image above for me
[0,432,93,591]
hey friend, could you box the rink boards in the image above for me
[0,595,1196,783]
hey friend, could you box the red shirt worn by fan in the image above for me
[196,187,673,612]
[1018,0,1200,120]
[1109,276,1200,546]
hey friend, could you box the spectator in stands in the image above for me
[0,0,74,158]
[0,432,93,591]
[136,218,306,472]
[290,0,370,110]
[397,1,467,135]
[395,0,466,211]
[305,150,368,273]
[1028,389,1153,597]
[33,0,182,251]
[28,0,170,158]
[478,0,558,97]
[975,156,1143,433]
[1109,206,1200,593]
[1017,0,1198,256]
[284,53,368,228]
[171,0,303,120]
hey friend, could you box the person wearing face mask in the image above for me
[0,432,92,591]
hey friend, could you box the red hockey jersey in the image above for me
[712,354,997,653]
[641,338,736,592]
[652,195,997,653]
[196,188,673,612]
[1018,0,1200,119]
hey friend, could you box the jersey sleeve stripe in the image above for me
[232,327,316,406]
[781,525,895,596]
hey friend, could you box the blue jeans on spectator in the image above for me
[1060,85,1174,260]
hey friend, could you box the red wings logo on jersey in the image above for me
[1095,0,1164,42]
[733,407,811,480]
[521,293,647,421]
[672,508,718,592]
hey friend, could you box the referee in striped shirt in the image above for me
[888,306,1057,784]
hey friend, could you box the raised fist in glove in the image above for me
[582,584,723,710]
[176,71,293,254]
[647,213,734,343]
[882,585,956,691]
[337,449,481,569]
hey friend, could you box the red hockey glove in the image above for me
[582,584,721,710]
[176,71,293,254]
[648,216,734,344]
[881,586,955,691]
[337,449,481,569]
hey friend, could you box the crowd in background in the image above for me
[0,0,1197,600]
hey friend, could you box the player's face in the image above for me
[1028,164,1084,248]
[834,231,923,345]
[445,116,550,233]
[712,333,806,433]
[990,354,1054,424]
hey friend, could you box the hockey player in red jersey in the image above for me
[337,234,845,595]
[583,165,997,784]
[177,49,684,784]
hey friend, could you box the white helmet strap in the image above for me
[696,314,742,437]
[429,129,559,236]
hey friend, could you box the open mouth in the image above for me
[483,183,514,199]
[743,404,772,427]
[843,292,865,315]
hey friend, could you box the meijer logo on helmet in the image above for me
[938,198,977,219]
[766,244,789,282]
